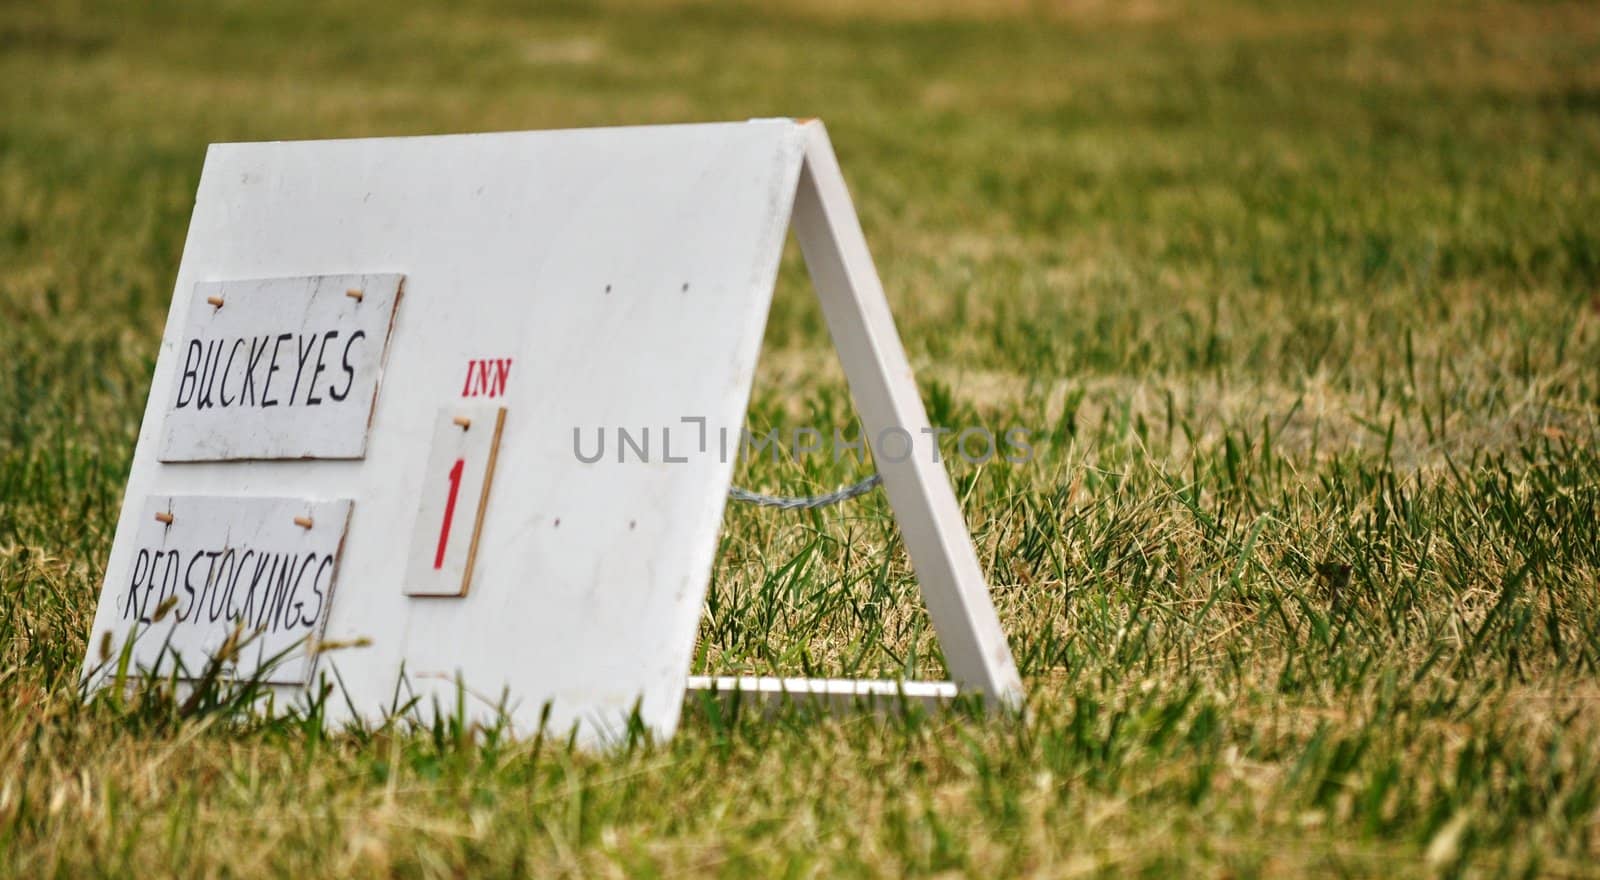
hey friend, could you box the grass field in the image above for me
[3,0,1600,875]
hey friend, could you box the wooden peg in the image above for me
[452,415,472,429]
[293,516,314,529]
[154,511,174,525]
[346,288,364,302]
[205,295,224,308]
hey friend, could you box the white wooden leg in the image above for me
[789,121,1025,710]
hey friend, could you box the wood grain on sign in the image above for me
[159,274,402,461]
[404,406,506,597]
[106,496,353,685]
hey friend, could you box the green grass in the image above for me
[4,0,1600,874]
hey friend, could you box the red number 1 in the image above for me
[434,458,465,569]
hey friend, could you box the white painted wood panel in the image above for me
[404,405,506,597]
[158,274,402,461]
[84,121,809,743]
[102,495,352,685]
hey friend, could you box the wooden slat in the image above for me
[685,676,959,713]
[789,121,1025,710]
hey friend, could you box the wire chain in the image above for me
[727,474,883,510]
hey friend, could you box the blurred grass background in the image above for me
[2,0,1599,875]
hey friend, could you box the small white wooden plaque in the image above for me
[158,274,402,461]
[404,406,506,597]
[107,495,353,684]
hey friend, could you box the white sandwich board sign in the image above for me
[83,119,1023,743]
